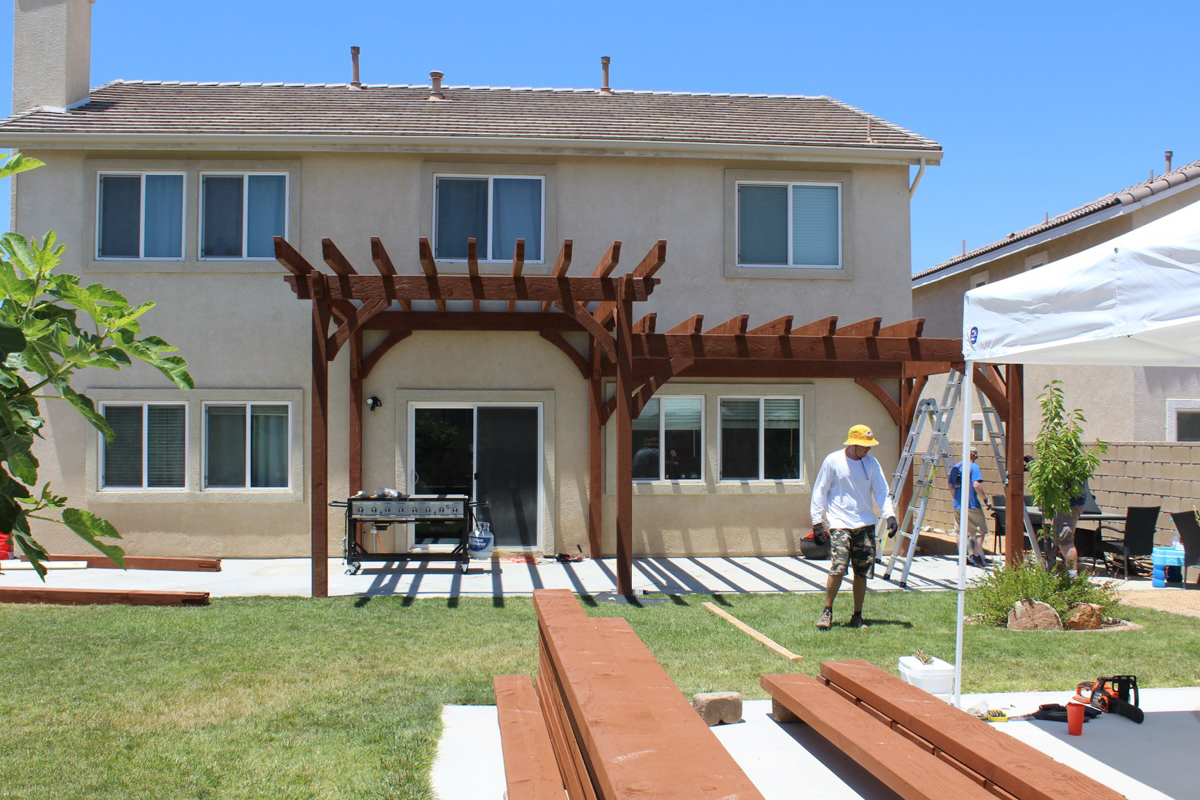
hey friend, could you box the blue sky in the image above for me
[0,0,1197,273]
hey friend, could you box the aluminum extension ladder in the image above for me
[876,370,1039,587]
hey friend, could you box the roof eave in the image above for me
[0,131,943,165]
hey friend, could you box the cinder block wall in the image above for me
[919,443,1200,545]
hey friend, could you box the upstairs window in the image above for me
[719,397,802,481]
[434,175,544,262]
[201,173,288,259]
[1177,410,1200,442]
[100,402,187,489]
[204,403,291,489]
[632,397,704,481]
[97,173,184,260]
[737,182,840,268]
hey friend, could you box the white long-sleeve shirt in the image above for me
[810,449,896,530]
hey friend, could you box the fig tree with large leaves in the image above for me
[0,153,192,577]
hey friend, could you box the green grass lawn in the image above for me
[3,591,1198,799]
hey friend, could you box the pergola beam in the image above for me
[628,333,962,362]
[542,240,574,312]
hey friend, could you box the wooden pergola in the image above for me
[276,236,1026,598]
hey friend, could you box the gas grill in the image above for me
[333,494,472,575]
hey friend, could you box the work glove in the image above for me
[812,522,829,546]
[886,516,899,538]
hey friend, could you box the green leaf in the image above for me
[61,508,125,568]
[54,383,115,443]
[0,153,45,181]
[0,321,26,360]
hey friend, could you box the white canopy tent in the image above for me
[950,199,1200,703]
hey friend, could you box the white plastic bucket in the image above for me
[468,523,494,560]
[897,655,954,697]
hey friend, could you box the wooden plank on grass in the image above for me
[46,554,222,572]
[494,675,565,800]
[761,672,993,800]
[536,640,596,800]
[703,602,803,661]
[0,587,209,606]
[819,661,1127,800]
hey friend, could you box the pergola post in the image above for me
[349,330,364,495]
[897,377,915,517]
[615,276,635,595]
[311,296,332,598]
[1005,363,1025,563]
[588,339,604,558]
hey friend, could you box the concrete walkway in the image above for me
[2,553,1019,598]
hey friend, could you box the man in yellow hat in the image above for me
[810,424,897,629]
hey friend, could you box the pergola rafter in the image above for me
[277,234,1020,598]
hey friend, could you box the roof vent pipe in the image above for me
[1166,150,1174,173]
[429,71,446,100]
[350,46,362,90]
[600,56,612,95]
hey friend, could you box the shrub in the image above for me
[967,559,1121,626]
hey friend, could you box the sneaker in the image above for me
[815,608,833,630]
[966,555,979,568]
[849,612,869,629]
[979,556,992,568]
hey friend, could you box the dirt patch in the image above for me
[1120,588,1200,618]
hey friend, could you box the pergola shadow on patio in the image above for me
[276,235,1029,598]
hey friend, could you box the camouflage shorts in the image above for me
[830,525,876,577]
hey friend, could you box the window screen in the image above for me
[720,399,760,480]
[1178,411,1200,442]
[101,404,186,489]
[435,176,543,261]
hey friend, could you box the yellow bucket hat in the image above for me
[844,424,879,447]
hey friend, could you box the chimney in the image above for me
[350,46,362,90]
[600,56,612,95]
[429,71,445,100]
[1166,150,1174,173]
[13,0,95,113]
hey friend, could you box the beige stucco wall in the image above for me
[18,145,914,558]
[13,0,92,113]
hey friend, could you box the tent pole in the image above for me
[954,362,975,706]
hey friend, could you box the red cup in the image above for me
[1067,701,1085,735]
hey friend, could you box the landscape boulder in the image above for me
[1065,602,1104,630]
[1007,599,1063,631]
[692,691,743,726]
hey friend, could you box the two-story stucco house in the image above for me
[3,0,943,571]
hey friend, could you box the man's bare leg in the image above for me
[825,573,842,608]
[852,574,867,614]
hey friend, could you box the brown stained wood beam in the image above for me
[508,239,525,313]
[553,300,618,360]
[1005,364,1025,564]
[365,311,583,332]
[903,360,957,379]
[629,334,964,362]
[667,314,704,335]
[275,236,316,299]
[973,363,1010,420]
[636,359,906,381]
[878,318,925,338]
[322,238,358,276]
[541,239,573,312]
[417,237,447,312]
[614,279,635,596]
[349,330,364,495]
[587,341,603,558]
[705,314,749,335]
[834,317,882,337]
[370,237,410,312]
[984,362,1006,393]
[750,315,793,336]
[855,377,902,427]
[539,331,590,379]
[311,298,333,598]
[328,298,390,357]
[792,315,838,337]
[361,330,412,378]
[630,239,667,279]
[286,274,656,303]
[902,374,929,421]
[632,313,657,334]
[602,355,695,424]
[591,240,622,278]
[466,238,481,313]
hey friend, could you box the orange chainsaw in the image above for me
[1074,675,1144,724]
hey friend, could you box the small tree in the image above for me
[0,153,192,577]
[1026,381,1107,556]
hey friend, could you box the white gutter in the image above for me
[908,157,926,198]
[0,131,942,166]
[913,176,1200,289]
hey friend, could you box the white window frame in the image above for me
[95,172,187,261]
[632,395,705,483]
[98,401,189,491]
[970,271,989,289]
[432,174,547,263]
[734,181,842,269]
[1166,399,1200,441]
[716,395,804,482]
[198,171,290,261]
[202,401,294,491]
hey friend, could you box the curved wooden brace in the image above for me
[972,364,1009,420]
[854,377,902,427]
[361,330,412,379]
[539,331,590,379]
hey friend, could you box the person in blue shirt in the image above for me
[951,447,992,568]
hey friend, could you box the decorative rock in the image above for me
[1065,603,1104,630]
[692,691,743,726]
[771,697,799,724]
[1007,599,1063,631]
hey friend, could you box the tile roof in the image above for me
[0,80,941,156]
[914,157,1200,280]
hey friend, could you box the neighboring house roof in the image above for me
[914,157,1200,284]
[0,80,941,160]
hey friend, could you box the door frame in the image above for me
[405,399,545,552]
